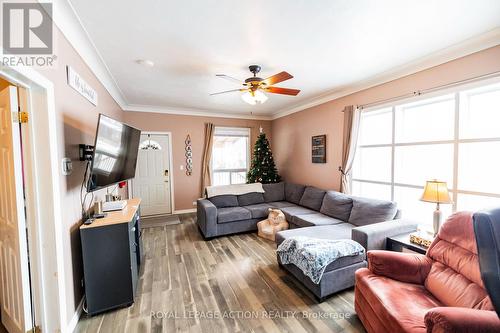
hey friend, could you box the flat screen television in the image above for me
[87,114,141,192]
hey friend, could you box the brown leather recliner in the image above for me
[354,211,500,333]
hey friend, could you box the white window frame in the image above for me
[211,126,251,185]
[352,78,500,214]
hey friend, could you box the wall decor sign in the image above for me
[66,66,98,106]
[185,134,193,176]
[312,135,326,163]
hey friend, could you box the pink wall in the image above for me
[272,45,500,191]
[124,112,272,210]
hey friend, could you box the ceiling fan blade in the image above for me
[261,71,293,86]
[210,88,245,96]
[264,87,300,96]
[215,74,245,85]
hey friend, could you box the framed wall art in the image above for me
[312,135,326,163]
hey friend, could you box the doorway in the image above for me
[0,64,65,333]
[131,133,174,216]
[0,84,36,333]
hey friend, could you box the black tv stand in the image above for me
[80,198,142,315]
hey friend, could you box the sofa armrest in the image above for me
[197,199,218,238]
[367,250,432,284]
[425,307,500,333]
[351,219,418,251]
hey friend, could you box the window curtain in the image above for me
[339,105,361,194]
[200,123,214,196]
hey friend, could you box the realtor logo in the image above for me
[2,2,53,54]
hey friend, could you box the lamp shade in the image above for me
[420,180,453,204]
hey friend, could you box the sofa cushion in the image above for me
[292,213,344,228]
[217,207,252,223]
[348,197,397,226]
[237,192,264,206]
[208,195,238,208]
[299,186,326,211]
[275,223,355,246]
[320,191,353,221]
[280,206,317,222]
[263,182,285,202]
[285,183,306,205]
[243,203,272,219]
[267,201,297,209]
[355,268,442,333]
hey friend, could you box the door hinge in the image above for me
[13,109,29,123]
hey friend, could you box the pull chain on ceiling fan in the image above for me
[210,65,300,105]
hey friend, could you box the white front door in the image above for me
[0,86,33,333]
[133,134,172,216]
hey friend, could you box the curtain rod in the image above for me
[357,70,500,110]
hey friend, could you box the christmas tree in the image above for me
[247,129,281,184]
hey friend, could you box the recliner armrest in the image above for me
[367,250,432,284]
[425,307,500,333]
[197,199,217,238]
[351,219,418,251]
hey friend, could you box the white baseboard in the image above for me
[173,208,196,215]
[66,297,84,333]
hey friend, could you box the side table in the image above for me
[386,232,429,255]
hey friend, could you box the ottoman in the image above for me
[276,225,367,302]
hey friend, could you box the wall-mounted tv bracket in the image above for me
[79,144,94,161]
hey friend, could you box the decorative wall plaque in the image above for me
[67,66,98,106]
[185,135,193,176]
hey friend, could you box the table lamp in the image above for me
[420,180,453,236]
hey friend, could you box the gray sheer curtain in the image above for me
[201,123,214,197]
[339,105,361,194]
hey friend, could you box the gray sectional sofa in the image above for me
[196,182,417,301]
[197,182,415,242]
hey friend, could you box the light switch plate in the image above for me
[62,157,73,175]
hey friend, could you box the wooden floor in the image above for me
[75,214,365,333]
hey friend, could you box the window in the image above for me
[212,127,250,186]
[352,81,500,224]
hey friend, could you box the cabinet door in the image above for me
[81,224,134,314]
[129,222,138,297]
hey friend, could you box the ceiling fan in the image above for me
[211,65,300,105]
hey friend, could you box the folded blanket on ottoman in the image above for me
[277,237,365,284]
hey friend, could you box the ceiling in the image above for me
[67,0,500,118]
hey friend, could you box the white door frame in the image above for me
[0,65,66,333]
[129,131,175,215]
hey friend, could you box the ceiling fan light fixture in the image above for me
[241,90,268,105]
[254,90,268,104]
[241,91,256,105]
[214,65,299,102]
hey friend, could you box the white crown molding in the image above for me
[124,104,272,120]
[50,0,128,107]
[270,27,500,120]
